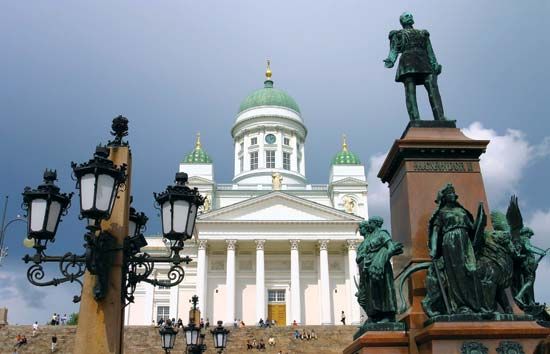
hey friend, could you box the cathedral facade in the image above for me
[126,65,369,326]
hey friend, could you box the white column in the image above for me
[346,240,361,325]
[124,303,131,325]
[225,239,237,324]
[169,284,179,320]
[319,239,331,325]
[300,140,306,176]
[234,139,240,176]
[276,129,283,169]
[196,240,208,315]
[143,283,154,325]
[255,240,266,322]
[290,240,301,324]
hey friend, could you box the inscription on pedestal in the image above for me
[413,161,474,173]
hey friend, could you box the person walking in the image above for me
[51,334,58,353]
[341,311,346,325]
[32,321,39,336]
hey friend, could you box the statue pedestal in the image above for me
[378,121,491,330]
[344,330,409,354]
[414,320,550,354]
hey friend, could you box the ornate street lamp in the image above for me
[159,319,178,354]
[211,321,230,354]
[183,295,208,354]
[183,322,202,352]
[21,116,205,306]
[126,206,148,255]
[154,172,202,242]
[22,170,72,242]
[71,146,126,223]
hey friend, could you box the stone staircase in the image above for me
[0,325,356,354]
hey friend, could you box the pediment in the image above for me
[198,191,362,222]
[188,176,214,185]
[330,177,367,186]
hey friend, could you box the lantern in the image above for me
[22,170,72,241]
[159,322,178,353]
[71,146,126,222]
[154,173,204,241]
[211,320,229,351]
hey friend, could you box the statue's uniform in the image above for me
[389,29,434,84]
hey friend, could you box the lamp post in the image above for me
[159,319,178,354]
[211,321,230,354]
[184,295,206,354]
[0,196,27,266]
[20,116,204,354]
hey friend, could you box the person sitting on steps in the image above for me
[257,338,266,351]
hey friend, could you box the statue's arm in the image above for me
[425,32,442,75]
[525,241,547,256]
[384,31,399,68]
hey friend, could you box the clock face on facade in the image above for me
[265,134,276,144]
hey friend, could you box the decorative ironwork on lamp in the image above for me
[211,320,230,354]
[159,319,178,354]
[21,116,204,305]
[184,295,207,354]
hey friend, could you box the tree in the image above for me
[67,312,79,325]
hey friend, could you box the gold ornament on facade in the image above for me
[343,195,356,214]
[201,195,211,213]
[272,172,283,190]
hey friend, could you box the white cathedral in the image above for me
[125,64,369,326]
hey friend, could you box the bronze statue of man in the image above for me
[356,217,403,323]
[384,12,446,121]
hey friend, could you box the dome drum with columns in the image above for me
[126,62,370,326]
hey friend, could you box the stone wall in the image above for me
[0,325,356,354]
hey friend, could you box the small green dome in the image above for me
[238,80,301,114]
[332,136,361,165]
[183,134,212,164]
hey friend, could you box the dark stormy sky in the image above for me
[0,1,549,323]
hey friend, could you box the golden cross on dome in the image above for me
[195,132,201,149]
[342,134,348,152]
[266,59,272,80]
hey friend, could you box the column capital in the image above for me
[255,239,266,250]
[289,239,300,250]
[198,239,208,250]
[345,239,359,250]
[318,239,330,251]
[226,239,237,250]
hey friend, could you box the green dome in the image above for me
[183,134,212,164]
[331,137,361,165]
[238,80,301,114]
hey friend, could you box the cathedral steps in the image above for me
[0,325,357,353]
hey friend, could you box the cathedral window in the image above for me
[266,150,275,168]
[268,289,286,302]
[156,306,170,323]
[250,151,258,170]
[250,137,258,146]
[283,137,290,146]
[240,142,244,152]
[283,152,291,170]
[239,156,244,172]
